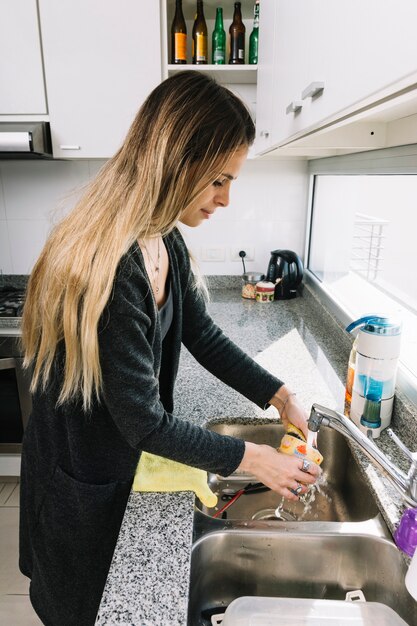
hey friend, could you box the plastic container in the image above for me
[344,336,358,417]
[255,281,275,303]
[241,272,264,300]
[346,315,402,438]
[222,596,409,625]
[405,544,417,601]
[394,507,417,557]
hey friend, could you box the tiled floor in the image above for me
[0,478,43,625]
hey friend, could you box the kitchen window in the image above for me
[306,146,417,405]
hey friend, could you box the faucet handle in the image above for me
[386,428,417,462]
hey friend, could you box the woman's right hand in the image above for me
[236,442,321,502]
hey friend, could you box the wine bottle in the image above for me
[212,7,226,65]
[229,1,245,65]
[249,0,260,65]
[192,0,208,65]
[171,0,187,64]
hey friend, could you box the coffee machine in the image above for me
[266,249,304,300]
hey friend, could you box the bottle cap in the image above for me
[242,272,264,283]
[255,281,275,291]
[394,507,417,556]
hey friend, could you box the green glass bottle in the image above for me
[249,0,260,65]
[212,7,226,64]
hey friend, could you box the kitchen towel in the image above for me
[133,452,218,507]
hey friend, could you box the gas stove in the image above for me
[0,287,25,329]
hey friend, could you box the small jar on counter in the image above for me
[241,272,264,299]
[255,281,275,302]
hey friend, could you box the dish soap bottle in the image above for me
[344,336,358,418]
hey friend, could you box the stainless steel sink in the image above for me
[187,530,417,626]
[197,421,379,524]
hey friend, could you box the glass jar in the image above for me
[241,272,264,299]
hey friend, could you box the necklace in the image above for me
[141,236,161,295]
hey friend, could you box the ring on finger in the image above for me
[290,482,303,496]
[301,459,311,473]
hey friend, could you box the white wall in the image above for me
[0,158,309,276]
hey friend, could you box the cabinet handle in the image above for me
[286,101,303,114]
[259,130,270,138]
[59,145,81,150]
[301,81,325,100]
[0,357,16,370]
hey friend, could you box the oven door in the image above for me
[0,356,32,453]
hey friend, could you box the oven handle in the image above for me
[0,357,16,370]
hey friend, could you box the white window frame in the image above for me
[305,144,417,406]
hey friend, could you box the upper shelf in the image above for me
[167,64,257,85]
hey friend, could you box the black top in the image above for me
[159,276,173,340]
[19,228,282,626]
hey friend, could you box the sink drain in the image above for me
[252,508,297,521]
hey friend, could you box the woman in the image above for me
[20,71,320,625]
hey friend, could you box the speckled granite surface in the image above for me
[95,283,417,625]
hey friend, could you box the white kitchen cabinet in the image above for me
[38,0,162,158]
[251,0,277,153]
[0,0,47,114]
[256,0,417,153]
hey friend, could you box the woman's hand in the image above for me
[237,442,321,502]
[269,385,310,439]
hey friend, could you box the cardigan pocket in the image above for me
[31,465,131,625]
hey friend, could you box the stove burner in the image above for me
[0,288,26,318]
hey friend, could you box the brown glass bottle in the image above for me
[171,0,187,64]
[192,0,208,64]
[229,2,246,64]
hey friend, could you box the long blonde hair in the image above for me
[22,71,255,410]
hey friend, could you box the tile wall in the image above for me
[0,158,309,277]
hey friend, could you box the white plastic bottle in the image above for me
[346,315,402,438]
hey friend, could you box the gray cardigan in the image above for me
[19,228,282,626]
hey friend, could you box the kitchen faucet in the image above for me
[308,403,417,508]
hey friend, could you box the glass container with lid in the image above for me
[241,272,264,299]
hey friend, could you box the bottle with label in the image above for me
[344,336,358,417]
[249,0,260,64]
[171,0,187,64]
[192,0,208,65]
[229,2,245,64]
[212,7,226,64]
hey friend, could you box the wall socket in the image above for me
[200,247,226,262]
[230,247,255,262]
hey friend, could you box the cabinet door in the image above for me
[272,0,417,147]
[269,1,313,147]
[38,0,162,158]
[298,0,417,135]
[0,0,47,114]
[252,0,277,154]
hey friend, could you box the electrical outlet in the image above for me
[201,247,226,262]
[230,247,255,262]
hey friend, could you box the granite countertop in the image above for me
[95,283,417,626]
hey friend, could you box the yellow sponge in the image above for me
[133,452,218,508]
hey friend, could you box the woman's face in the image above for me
[180,146,248,228]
